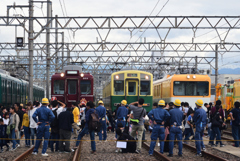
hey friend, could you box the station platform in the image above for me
[202,136,240,157]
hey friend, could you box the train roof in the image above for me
[153,74,210,85]
[0,72,44,90]
[111,70,153,76]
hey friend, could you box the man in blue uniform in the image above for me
[32,98,55,156]
[148,100,170,155]
[96,100,107,141]
[193,99,207,157]
[115,100,128,139]
[168,99,183,157]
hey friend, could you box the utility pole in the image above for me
[67,44,70,65]
[29,0,34,103]
[55,15,58,72]
[215,45,218,100]
[62,32,64,70]
[46,0,51,99]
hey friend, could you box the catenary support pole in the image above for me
[215,45,218,100]
[46,0,51,99]
[55,15,58,72]
[28,0,34,103]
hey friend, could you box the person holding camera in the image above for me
[193,99,207,157]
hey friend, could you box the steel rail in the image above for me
[142,142,172,161]
[72,140,82,161]
[13,146,35,161]
[183,143,228,161]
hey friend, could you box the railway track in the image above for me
[183,143,228,161]
[13,140,81,161]
[204,132,232,142]
[142,142,172,161]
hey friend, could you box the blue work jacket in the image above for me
[32,106,55,124]
[193,107,207,127]
[116,106,128,119]
[148,106,170,124]
[169,108,184,126]
[96,105,106,119]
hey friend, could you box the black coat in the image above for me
[50,109,59,134]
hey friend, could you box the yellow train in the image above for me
[153,74,211,110]
[216,81,240,117]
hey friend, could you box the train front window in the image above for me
[140,81,150,95]
[128,82,136,95]
[68,80,77,95]
[81,80,91,94]
[53,80,64,94]
[173,81,209,96]
[114,80,124,95]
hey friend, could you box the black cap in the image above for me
[216,100,222,105]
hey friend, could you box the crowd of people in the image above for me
[0,97,240,157]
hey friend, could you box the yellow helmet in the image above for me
[121,100,127,105]
[158,100,165,106]
[42,98,49,104]
[98,100,104,104]
[174,99,181,106]
[195,99,203,106]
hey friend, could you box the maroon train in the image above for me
[51,65,94,107]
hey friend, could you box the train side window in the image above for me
[80,80,91,94]
[140,81,150,95]
[68,80,77,95]
[114,80,124,95]
[54,80,64,94]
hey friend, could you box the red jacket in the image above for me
[211,106,224,121]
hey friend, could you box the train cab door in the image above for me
[66,79,78,106]
[126,80,138,103]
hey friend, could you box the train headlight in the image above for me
[145,75,149,80]
[115,75,119,80]
[193,75,196,79]
[80,73,84,77]
[187,75,190,79]
[60,73,64,77]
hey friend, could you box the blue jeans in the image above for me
[33,124,50,154]
[184,128,192,141]
[23,126,30,146]
[98,120,107,141]
[210,126,222,145]
[11,129,17,149]
[169,127,182,155]
[115,120,126,138]
[30,128,36,145]
[195,127,205,154]
[232,125,240,147]
[149,125,165,154]
[50,133,59,151]
[76,127,96,151]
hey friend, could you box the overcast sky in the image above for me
[0,0,240,70]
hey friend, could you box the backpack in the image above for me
[88,110,102,132]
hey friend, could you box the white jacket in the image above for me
[28,108,38,128]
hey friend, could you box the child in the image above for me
[0,119,9,152]
[183,111,194,144]
[21,108,30,147]
[3,113,9,125]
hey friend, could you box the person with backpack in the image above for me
[71,102,80,139]
[209,102,225,147]
[75,101,96,154]
[14,103,24,147]
[148,100,170,155]
[230,101,240,147]
[50,100,60,152]
[129,98,146,154]
[96,100,107,141]
[58,106,74,153]
[21,107,30,147]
